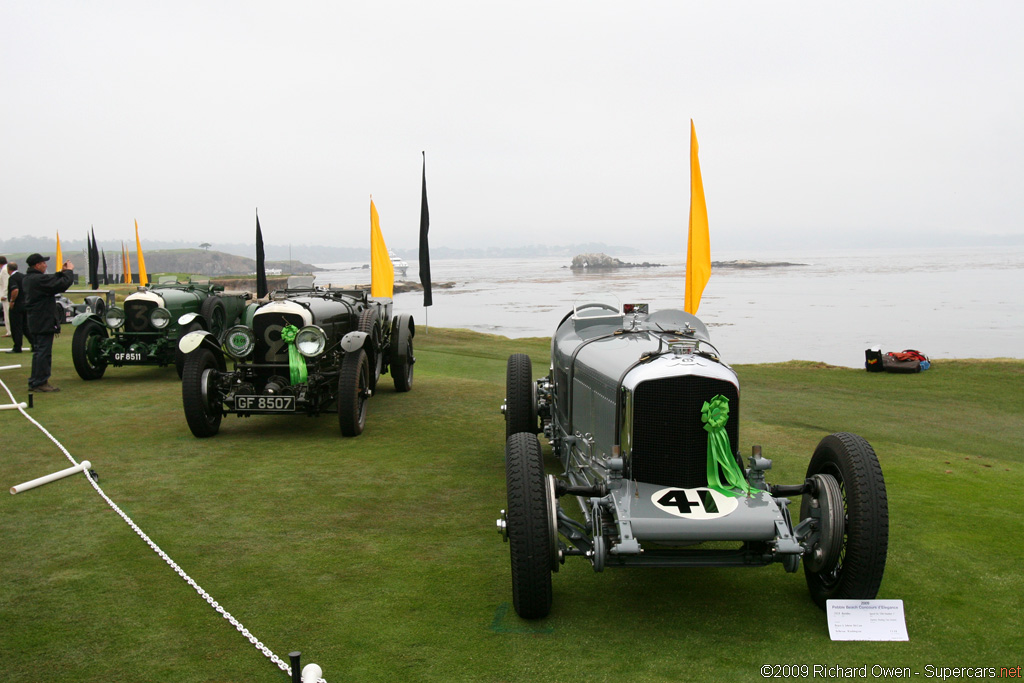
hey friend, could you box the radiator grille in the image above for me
[631,375,740,488]
[253,312,306,366]
[124,299,156,333]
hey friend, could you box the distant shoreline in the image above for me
[712,260,807,269]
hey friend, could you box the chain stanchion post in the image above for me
[290,652,301,683]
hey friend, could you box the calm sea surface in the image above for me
[313,246,1024,368]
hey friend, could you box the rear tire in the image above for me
[357,308,382,389]
[338,349,370,436]
[390,317,414,393]
[72,322,108,380]
[182,348,222,438]
[505,432,553,619]
[803,432,888,609]
[200,296,227,342]
[505,354,538,438]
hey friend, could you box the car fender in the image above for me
[243,302,260,328]
[83,296,106,317]
[179,329,226,371]
[178,312,205,329]
[340,330,371,355]
[72,312,103,328]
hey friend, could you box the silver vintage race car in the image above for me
[498,300,888,619]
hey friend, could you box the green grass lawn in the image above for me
[1,330,1021,682]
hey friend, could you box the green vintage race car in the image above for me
[178,276,415,438]
[71,276,249,380]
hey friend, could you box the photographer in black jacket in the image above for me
[21,253,75,392]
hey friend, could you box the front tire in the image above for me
[505,432,553,619]
[72,322,108,380]
[182,348,223,438]
[174,321,203,379]
[803,432,888,609]
[505,354,538,438]
[338,349,370,436]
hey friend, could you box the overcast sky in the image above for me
[3,1,1022,252]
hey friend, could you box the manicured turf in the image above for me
[1,329,1021,681]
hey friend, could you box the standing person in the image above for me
[0,256,9,337]
[21,253,75,392]
[7,262,31,353]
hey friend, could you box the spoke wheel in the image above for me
[174,321,203,379]
[357,308,383,389]
[72,322,108,380]
[200,296,227,342]
[803,432,888,609]
[391,334,414,392]
[182,348,223,438]
[338,349,370,436]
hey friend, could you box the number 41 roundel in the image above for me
[651,487,739,519]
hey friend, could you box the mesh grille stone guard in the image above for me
[630,375,741,489]
[124,300,157,333]
[253,311,306,369]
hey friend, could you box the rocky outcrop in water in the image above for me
[570,253,664,270]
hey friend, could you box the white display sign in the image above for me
[827,599,908,641]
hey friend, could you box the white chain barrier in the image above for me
[1,376,326,682]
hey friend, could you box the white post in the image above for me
[10,461,92,495]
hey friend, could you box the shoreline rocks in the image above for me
[569,253,665,270]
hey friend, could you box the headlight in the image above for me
[150,307,171,329]
[104,307,125,329]
[224,325,255,359]
[295,326,327,357]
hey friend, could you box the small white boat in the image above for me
[390,250,409,277]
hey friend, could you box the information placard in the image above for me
[827,599,908,641]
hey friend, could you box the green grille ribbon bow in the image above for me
[279,324,308,385]
[702,395,757,498]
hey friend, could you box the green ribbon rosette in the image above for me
[279,324,308,385]
[702,395,757,498]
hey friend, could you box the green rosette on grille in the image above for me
[702,395,756,498]
[279,324,308,385]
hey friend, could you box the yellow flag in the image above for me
[122,242,132,283]
[135,220,148,286]
[369,198,394,298]
[685,119,711,315]
[55,231,63,269]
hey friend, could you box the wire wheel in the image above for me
[72,322,108,380]
[338,349,370,436]
[182,348,222,438]
[803,432,888,609]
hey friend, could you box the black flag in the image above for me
[256,210,268,299]
[88,227,99,289]
[101,249,108,285]
[419,152,432,307]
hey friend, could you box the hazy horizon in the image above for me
[4,2,1023,251]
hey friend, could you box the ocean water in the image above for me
[313,246,1024,368]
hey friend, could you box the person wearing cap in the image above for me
[7,262,31,353]
[21,253,75,392]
